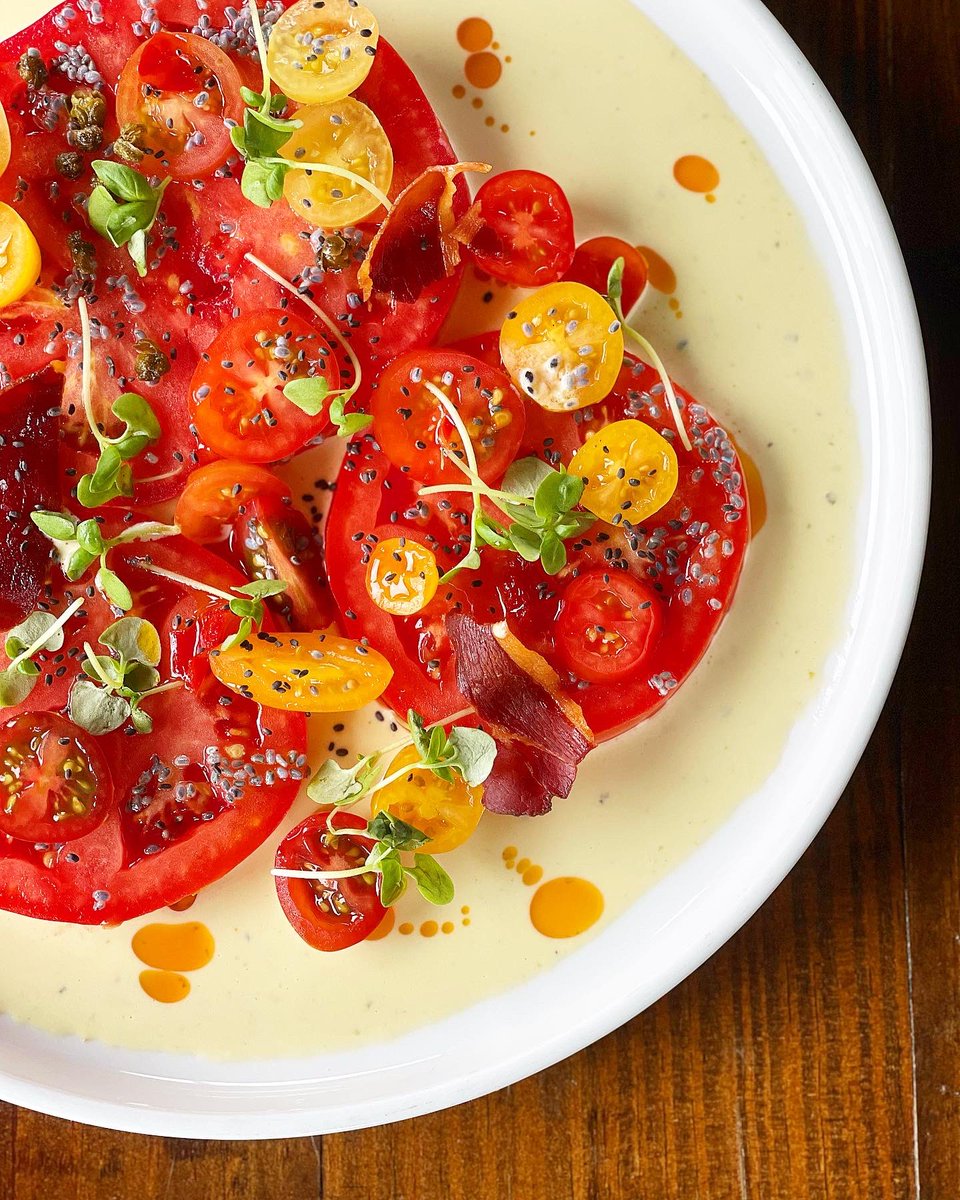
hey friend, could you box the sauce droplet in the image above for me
[452,84,466,99]
[441,921,455,935]
[366,908,396,941]
[636,246,677,294]
[673,155,721,194]
[139,970,190,1004]
[734,441,767,534]
[530,877,604,939]
[420,920,439,938]
[168,894,196,912]
[465,52,502,89]
[457,17,494,52]
[398,921,414,935]
[131,922,215,972]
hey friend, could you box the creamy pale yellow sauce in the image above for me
[0,0,856,1058]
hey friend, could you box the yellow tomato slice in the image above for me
[365,537,440,617]
[281,97,393,229]
[0,203,41,310]
[210,631,393,712]
[0,104,10,179]
[569,418,678,525]
[500,282,624,412]
[371,745,483,854]
[267,0,380,105]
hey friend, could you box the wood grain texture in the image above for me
[2,0,956,1195]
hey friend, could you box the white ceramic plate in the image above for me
[0,0,928,1136]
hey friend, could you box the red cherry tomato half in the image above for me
[556,569,664,683]
[175,460,293,544]
[0,712,113,844]
[564,237,649,314]
[456,170,576,288]
[115,32,243,180]
[275,811,386,952]
[190,311,340,463]
[372,349,526,486]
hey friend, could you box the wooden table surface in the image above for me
[4,0,958,1195]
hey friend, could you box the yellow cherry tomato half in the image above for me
[365,536,440,617]
[569,418,679,525]
[281,97,393,229]
[0,104,10,179]
[371,745,483,854]
[500,281,624,413]
[211,631,393,712]
[266,0,380,106]
[0,203,41,310]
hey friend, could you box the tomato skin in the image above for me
[556,570,664,683]
[564,237,649,314]
[0,713,113,843]
[370,744,482,854]
[456,171,576,288]
[115,32,244,180]
[275,811,386,952]
[372,349,526,486]
[175,461,293,545]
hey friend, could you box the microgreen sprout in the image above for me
[68,616,182,735]
[131,560,287,650]
[30,510,179,611]
[607,257,692,452]
[73,296,163,508]
[243,251,371,434]
[86,160,170,278]
[235,0,393,215]
[0,597,84,708]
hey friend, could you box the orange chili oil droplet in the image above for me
[457,17,493,52]
[131,922,215,972]
[636,246,677,294]
[673,155,720,194]
[465,52,502,89]
[420,920,439,938]
[441,921,455,935]
[398,921,414,935]
[452,84,466,99]
[530,878,604,939]
[139,970,191,1004]
[523,865,544,887]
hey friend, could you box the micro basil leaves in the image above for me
[30,512,179,611]
[68,616,181,735]
[87,160,170,278]
[78,391,163,508]
[329,394,373,437]
[0,598,84,709]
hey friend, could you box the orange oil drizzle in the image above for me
[529,877,604,939]
[636,246,677,294]
[734,441,767,534]
[457,17,493,52]
[673,155,721,196]
[138,970,191,1004]
[465,52,502,88]
[132,921,215,972]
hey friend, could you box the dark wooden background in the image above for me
[3,0,958,1195]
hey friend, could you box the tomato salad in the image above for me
[0,0,749,952]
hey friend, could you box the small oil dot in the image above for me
[472,97,484,110]
[500,124,510,133]
[523,865,544,886]
[420,920,439,938]
[461,906,471,915]
[491,40,500,50]
[441,921,455,935]
[517,858,531,873]
[485,115,495,127]
[706,193,717,204]
[505,55,512,63]
[452,84,466,99]
[462,918,471,926]
[502,846,518,861]
[398,922,414,935]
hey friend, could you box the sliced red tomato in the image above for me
[0,368,61,626]
[115,31,243,180]
[326,344,750,740]
[190,310,339,462]
[564,237,649,314]
[0,712,113,844]
[454,170,576,288]
[556,569,663,683]
[0,527,306,924]
[175,460,292,543]
[275,810,386,951]
[371,349,525,486]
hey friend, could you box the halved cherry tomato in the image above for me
[564,237,649,314]
[370,744,482,853]
[190,310,339,463]
[455,170,575,288]
[229,495,335,631]
[116,32,243,180]
[569,418,678,525]
[275,810,386,951]
[210,630,393,711]
[0,712,113,843]
[175,460,292,544]
[365,536,439,617]
[372,349,525,485]
[556,570,664,683]
[0,104,10,180]
[267,0,380,106]
[500,282,624,412]
[0,202,41,309]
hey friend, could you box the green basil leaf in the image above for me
[407,854,455,906]
[367,810,430,852]
[535,470,582,519]
[220,616,254,652]
[68,679,130,735]
[0,666,37,708]
[123,662,161,694]
[111,392,161,457]
[502,456,556,500]
[539,532,567,576]
[607,256,625,311]
[240,159,288,207]
[16,660,40,678]
[127,227,148,278]
[75,518,106,555]
[407,709,432,762]
[64,546,97,581]
[474,512,510,550]
[282,375,329,416]
[306,754,381,808]
[105,199,152,247]
[329,395,373,437]
[87,184,119,239]
[426,723,447,764]
[96,566,133,611]
[508,525,543,563]
[234,579,288,600]
[5,612,67,660]
[30,510,77,541]
[129,704,153,734]
[82,653,124,688]
[100,616,162,667]
[91,159,154,202]
[228,597,262,622]
[378,854,406,907]
[242,107,295,158]
[554,471,584,512]
[447,726,497,787]
[230,123,249,156]
[239,86,265,107]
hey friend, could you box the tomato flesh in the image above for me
[275,811,386,951]
[556,570,663,683]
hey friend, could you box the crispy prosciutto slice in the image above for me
[359,163,490,305]
[446,613,593,816]
[0,368,61,626]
